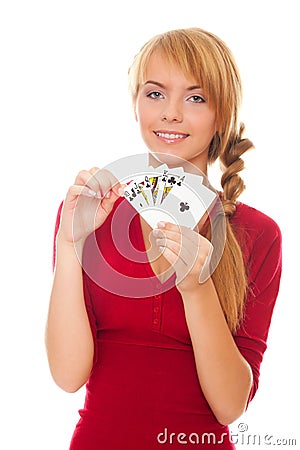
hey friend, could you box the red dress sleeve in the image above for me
[232,205,282,404]
[52,203,98,360]
[52,201,63,271]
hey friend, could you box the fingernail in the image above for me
[157,221,166,228]
[152,229,160,236]
[105,191,111,198]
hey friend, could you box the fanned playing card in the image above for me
[122,164,216,229]
[123,179,149,210]
[155,181,216,228]
[150,165,186,206]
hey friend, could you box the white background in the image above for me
[0,0,299,448]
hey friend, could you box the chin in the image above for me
[149,150,189,168]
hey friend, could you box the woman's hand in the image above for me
[154,221,213,293]
[58,167,125,245]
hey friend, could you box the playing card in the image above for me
[162,182,216,228]
[130,174,155,207]
[153,167,205,206]
[149,165,186,206]
[142,182,216,229]
[140,191,194,229]
[159,170,187,205]
[122,170,164,209]
[123,179,149,211]
[140,175,155,207]
[148,164,169,205]
[179,171,204,194]
[122,163,215,229]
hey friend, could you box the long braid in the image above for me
[220,123,253,217]
[205,124,254,333]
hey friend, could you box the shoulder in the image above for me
[232,201,281,244]
[230,202,282,272]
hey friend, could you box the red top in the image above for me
[53,198,282,449]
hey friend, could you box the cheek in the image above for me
[200,111,217,135]
[135,100,146,124]
[136,96,160,127]
[136,105,154,132]
[191,115,216,136]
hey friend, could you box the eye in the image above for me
[188,95,205,103]
[147,91,164,100]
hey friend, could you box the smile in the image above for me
[154,131,189,143]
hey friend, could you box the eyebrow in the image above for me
[144,80,202,91]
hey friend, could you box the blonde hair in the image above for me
[128,28,254,333]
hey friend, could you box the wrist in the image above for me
[56,232,85,263]
[180,278,217,304]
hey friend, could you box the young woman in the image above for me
[46,28,282,449]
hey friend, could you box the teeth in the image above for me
[156,132,186,139]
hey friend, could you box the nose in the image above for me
[160,100,183,123]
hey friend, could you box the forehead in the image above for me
[142,51,200,87]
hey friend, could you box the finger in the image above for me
[154,227,199,251]
[159,222,212,256]
[154,226,200,263]
[156,221,180,233]
[152,227,180,242]
[158,243,185,267]
[87,168,111,198]
[67,184,101,200]
[157,221,197,244]
[90,168,125,198]
[89,166,101,175]
[159,245,189,281]
[89,167,114,196]
[74,169,120,199]
[74,170,101,193]
[156,236,192,266]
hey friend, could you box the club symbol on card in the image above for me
[127,188,137,200]
[168,176,177,185]
[176,175,185,186]
[162,170,169,182]
[179,202,190,212]
[145,176,151,188]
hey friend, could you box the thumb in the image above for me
[100,184,126,213]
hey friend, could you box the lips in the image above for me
[154,130,189,143]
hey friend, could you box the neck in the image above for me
[148,152,208,177]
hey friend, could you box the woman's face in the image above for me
[135,52,216,173]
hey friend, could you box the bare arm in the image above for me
[181,280,252,425]
[155,221,252,425]
[46,237,94,392]
[45,168,124,392]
